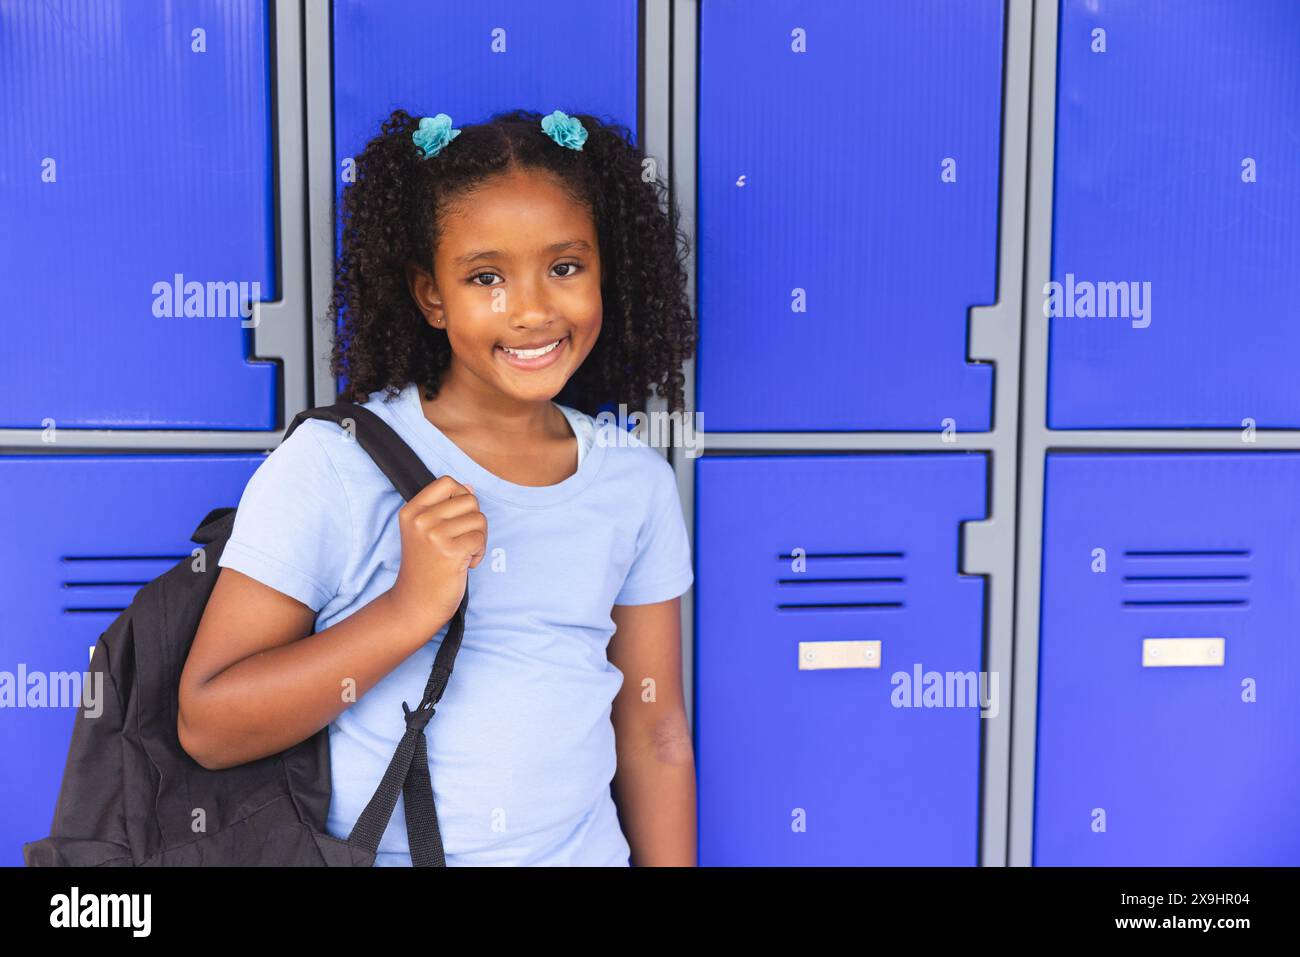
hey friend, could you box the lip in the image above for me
[495,334,569,371]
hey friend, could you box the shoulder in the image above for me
[590,416,678,498]
[230,419,357,539]
[261,417,356,501]
[275,384,413,488]
[253,417,339,483]
[357,381,413,417]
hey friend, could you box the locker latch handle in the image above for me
[1142,637,1225,667]
[798,640,881,670]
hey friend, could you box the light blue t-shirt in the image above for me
[216,381,694,866]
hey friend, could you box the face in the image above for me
[406,168,602,406]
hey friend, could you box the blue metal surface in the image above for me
[695,453,988,864]
[0,454,265,865]
[0,0,278,429]
[697,0,1002,431]
[1048,0,1300,428]
[1036,452,1300,865]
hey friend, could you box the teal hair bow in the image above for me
[540,109,588,151]
[412,113,461,159]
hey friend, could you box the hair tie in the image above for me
[540,110,588,151]
[412,110,586,158]
[412,113,461,159]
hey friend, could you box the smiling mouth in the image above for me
[495,334,569,369]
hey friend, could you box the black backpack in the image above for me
[23,402,465,867]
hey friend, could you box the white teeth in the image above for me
[501,338,562,358]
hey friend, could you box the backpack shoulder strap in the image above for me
[284,398,464,866]
[285,401,433,503]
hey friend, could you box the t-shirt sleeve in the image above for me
[614,453,695,606]
[217,420,354,612]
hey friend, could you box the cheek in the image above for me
[576,295,603,336]
[444,309,503,356]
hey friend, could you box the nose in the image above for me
[508,275,556,331]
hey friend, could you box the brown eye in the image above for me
[470,272,501,286]
[553,262,581,278]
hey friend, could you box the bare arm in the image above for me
[178,476,486,770]
[607,597,697,866]
[177,568,432,770]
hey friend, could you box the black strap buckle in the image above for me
[402,699,436,734]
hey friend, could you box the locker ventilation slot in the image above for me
[63,581,153,587]
[1122,575,1248,582]
[777,577,905,584]
[63,555,189,562]
[59,554,186,614]
[1121,547,1251,609]
[775,551,906,611]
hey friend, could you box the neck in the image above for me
[417,359,560,439]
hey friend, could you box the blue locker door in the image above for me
[331,0,639,395]
[695,454,988,864]
[697,0,1001,432]
[1036,452,1300,865]
[1048,0,1300,428]
[0,0,278,430]
[333,0,637,157]
[0,455,264,865]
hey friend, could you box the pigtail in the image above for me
[330,109,450,403]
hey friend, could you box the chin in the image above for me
[500,376,566,402]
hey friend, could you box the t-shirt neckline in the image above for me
[387,381,607,508]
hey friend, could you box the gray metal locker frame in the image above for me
[0,0,314,452]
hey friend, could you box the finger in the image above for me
[468,522,487,566]
[432,512,488,546]
[422,490,481,521]
[405,474,470,509]
[452,530,487,564]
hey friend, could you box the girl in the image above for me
[177,108,698,866]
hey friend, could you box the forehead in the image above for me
[438,169,595,247]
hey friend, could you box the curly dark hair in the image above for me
[328,108,695,417]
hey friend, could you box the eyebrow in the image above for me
[452,239,593,266]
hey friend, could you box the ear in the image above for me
[404,261,445,329]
